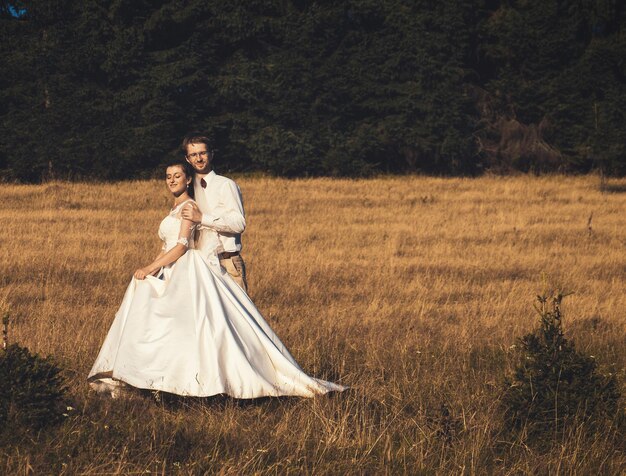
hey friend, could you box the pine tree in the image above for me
[503,294,621,440]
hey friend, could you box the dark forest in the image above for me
[1,0,625,182]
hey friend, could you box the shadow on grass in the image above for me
[601,183,626,193]
[127,387,351,412]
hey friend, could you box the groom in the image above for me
[180,133,248,292]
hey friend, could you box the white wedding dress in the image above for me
[88,200,346,398]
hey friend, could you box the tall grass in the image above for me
[0,175,624,474]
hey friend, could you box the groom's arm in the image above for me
[183,180,245,234]
[200,180,245,234]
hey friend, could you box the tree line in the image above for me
[1,0,625,182]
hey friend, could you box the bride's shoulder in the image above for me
[168,198,196,217]
[174,198,196,209]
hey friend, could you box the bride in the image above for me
[88,161,346,398]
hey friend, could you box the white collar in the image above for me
[195,170,215,181]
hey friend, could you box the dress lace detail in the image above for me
[158,199,196,252]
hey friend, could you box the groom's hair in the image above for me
[181,133,214,156]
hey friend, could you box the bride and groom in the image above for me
[88,134,345,398]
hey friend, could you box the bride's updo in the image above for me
[166,159,195,199]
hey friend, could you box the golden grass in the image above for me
[1,174,625,474]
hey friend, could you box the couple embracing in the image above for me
[88,134,345,398]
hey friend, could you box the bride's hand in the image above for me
[134,267,152,280]
[181,203,202,224]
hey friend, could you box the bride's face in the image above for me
[166,165,191,197]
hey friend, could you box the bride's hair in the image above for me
[166,160,195,199]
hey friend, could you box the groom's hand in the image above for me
[181,203,202,224]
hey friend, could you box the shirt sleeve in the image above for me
[200,180,246,234]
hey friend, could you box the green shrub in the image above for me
[502,294,621,439]
[0,343,67,430]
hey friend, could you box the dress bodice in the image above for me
[158,199,196,252]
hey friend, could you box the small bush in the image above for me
[0,343,67,430]
[502,294,621,439]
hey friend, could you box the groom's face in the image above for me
[185,142,212,174]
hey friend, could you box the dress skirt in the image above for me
[88,250,346,398]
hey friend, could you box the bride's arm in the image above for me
[133,217,195,280]
[146,250,166,276]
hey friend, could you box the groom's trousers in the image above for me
[219,254,248,293]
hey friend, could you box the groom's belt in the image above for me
[218,251,240,260]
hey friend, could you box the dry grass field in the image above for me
[1,174,625,474]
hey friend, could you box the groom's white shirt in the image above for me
[193,170,245,258]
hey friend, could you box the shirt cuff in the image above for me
[200,213,219,228]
